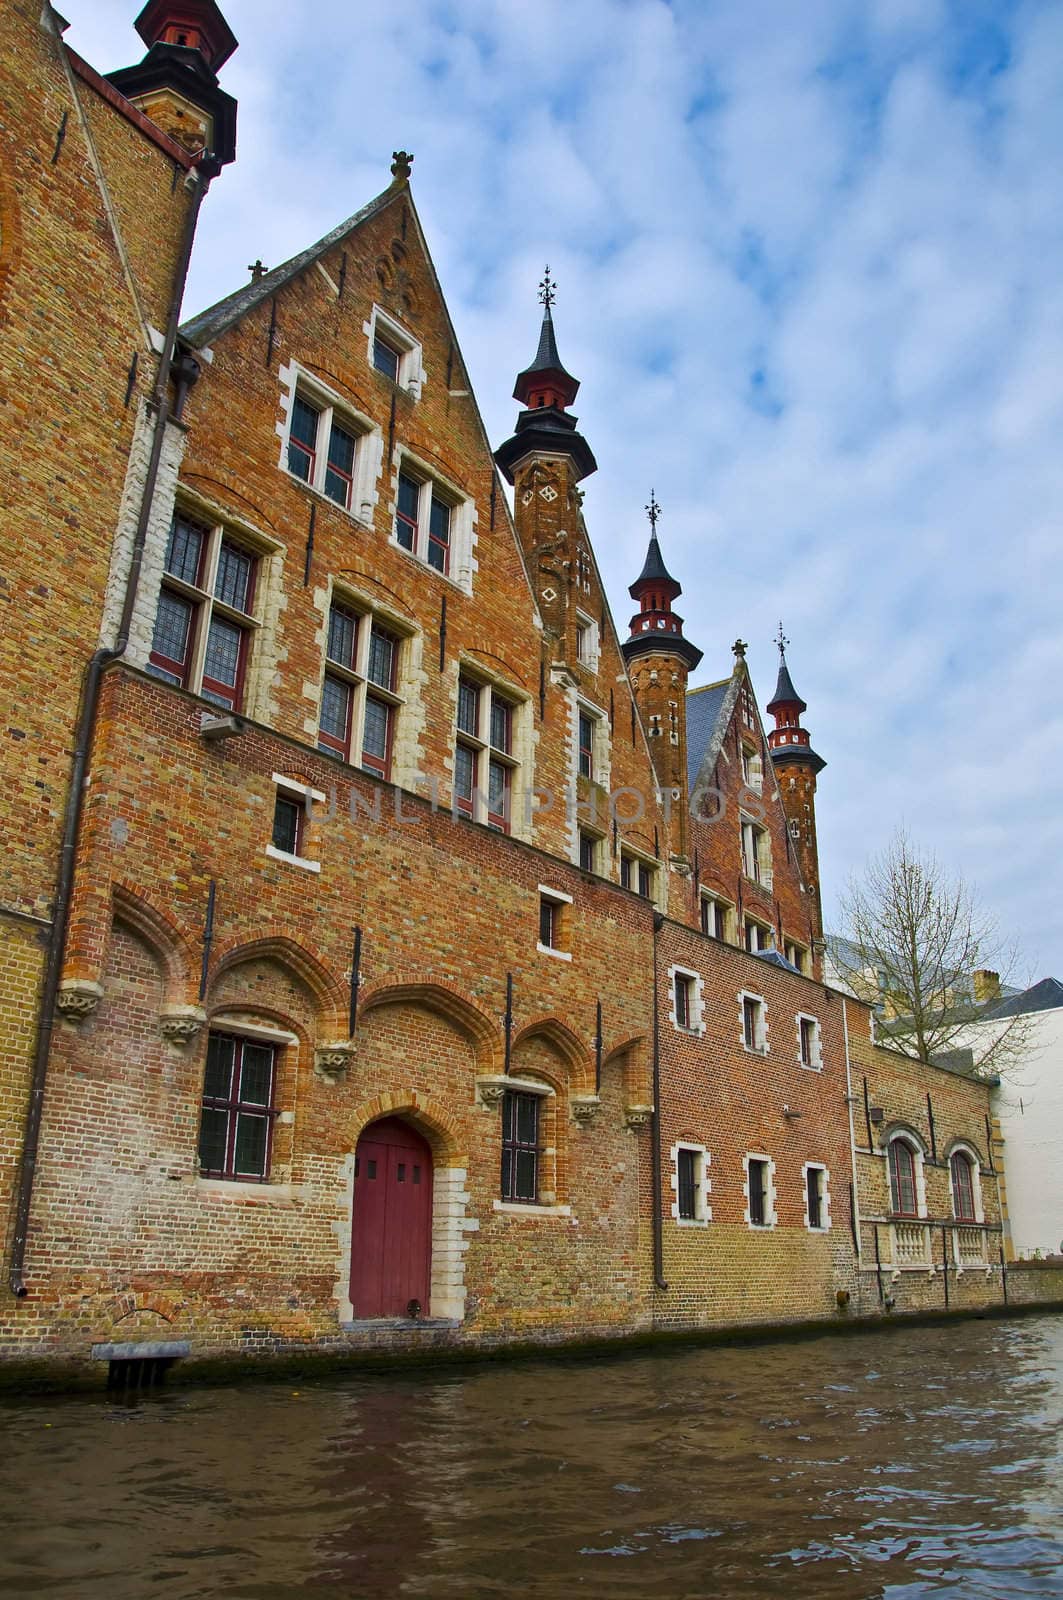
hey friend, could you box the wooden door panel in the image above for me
[350,1118,433,1317]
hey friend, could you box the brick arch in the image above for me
[348,1090,466,1168]
[359,978,501,1074]
[512,1017,593,1094]
[101,1288,186,1331]
[111,882,195,1003]
[209,933,347,1036]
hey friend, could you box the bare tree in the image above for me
[831,829,1031,1077]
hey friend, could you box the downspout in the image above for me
[651,912,667,1291]
[8,154,218,1298]
[842,997,862,1273]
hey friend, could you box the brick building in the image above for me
[0,0,1035,1386]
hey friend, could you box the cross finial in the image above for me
[247,259,268,282]
[732,638,748,660]
[645,489,661,534]
[390,150,414,182]
[775,621,789,658]
[538,265,557,309]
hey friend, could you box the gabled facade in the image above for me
[1,4,1045,1388]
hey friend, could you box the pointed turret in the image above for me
[621,499,702,674]
[622,496,702,865]
[106,0,238,170]
[494,269,596,483]
[766,632,823,774]
[766,627,825,945]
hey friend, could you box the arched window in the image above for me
[950,1151,978,1222]
[888,1137,919,1217]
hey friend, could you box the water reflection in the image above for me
[1,1316,1061,1598]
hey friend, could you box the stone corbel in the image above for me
[476,1078,508,1112]
[623,1103,654,1131]
[158,1005,206,1047]
[315,1042,355,1082]
[570,1095,601,1125]
[56,979,104,1022]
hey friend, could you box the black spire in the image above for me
[495,270,596,484]
[766,626,807,714]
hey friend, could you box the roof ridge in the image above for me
[180,183,400,346]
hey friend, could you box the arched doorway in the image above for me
[350,1117,433,1318]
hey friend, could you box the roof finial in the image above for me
[775,621,789,659]
[732,638,748,660]
[645,489,661,535]
[390,150,414,182]
[538,265,557,310]
[247,258,268,282]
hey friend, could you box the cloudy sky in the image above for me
[74,0,1063,978]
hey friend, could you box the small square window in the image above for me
[742,994,766,1053]
[674,973,693,1030]
[578,711,595,780]
[271,793,303,857]
[372,333,400,380]
[677,1149,696,1219]
[501,1090,539,1203]
[745,918,773,954]
[748,1157,770,1226]
[806,1166,827,1230]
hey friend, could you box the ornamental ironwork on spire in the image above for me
[620,495,702,672]
[766,628,824,774]
[494,272,596,483]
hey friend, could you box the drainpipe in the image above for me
[651,912,667,1291]
[842,997,862,1273]
[8,154,218,1298]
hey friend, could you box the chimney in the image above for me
[972,969,1000,1004]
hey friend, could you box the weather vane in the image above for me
[775,621,789,657]
[645,489,661,533]
[538,265,557,309]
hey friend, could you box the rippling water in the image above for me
[2,1314,1062,1598]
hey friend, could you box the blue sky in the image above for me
[73,0,1063,978]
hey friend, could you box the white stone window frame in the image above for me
[315,580,415,781]
[740,741,764,793]
[700,889,735,945]
[390,445,476,593]
[575,608,600,672]
[449,660,533,840]
[537,884,573,962]
[266,773,325,873]
[670,1141,712,1226]
[885,1129,929,1220]
[145,494,284,724]
[946,1140,985,1226]
[738,988,769,1055]
[802,1161,831,1232]
[740,813,773,890]
[276,361,383,523]
[784,939,810,975]
[620,845,660,908]
[364,303,426,399]
[743,1151,777,1229]
[669,964,705,1035]
[744,915,774,954]
[795,1011,823,1071]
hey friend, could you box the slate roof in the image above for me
[983,977,1063,1019]
[756,948,801,974]
[766,656,806,714]
[179,185,399,347]
[522,305,573,381]
[685,679,730,793]
[630,532,678,595]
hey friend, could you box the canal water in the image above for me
[2,1314,1062,1599]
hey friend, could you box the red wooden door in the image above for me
[350,1117,433,1318]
